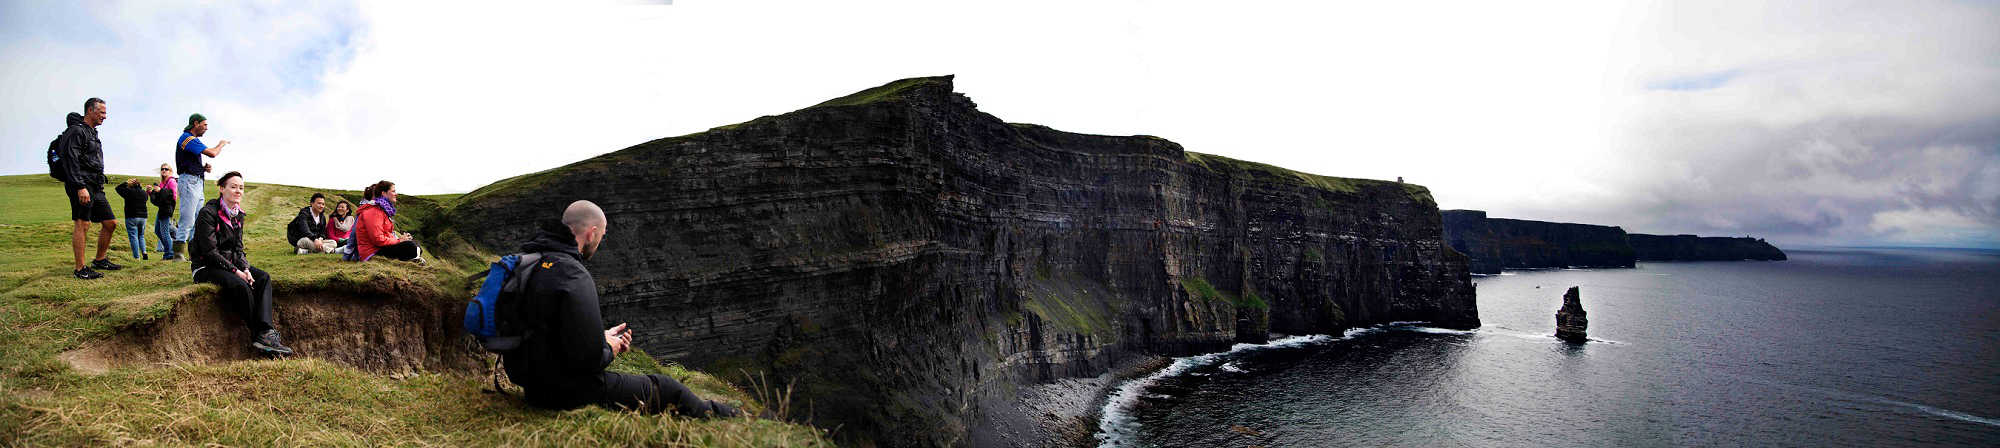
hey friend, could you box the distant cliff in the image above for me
[1440,210,1635,274]
[1628,234,1787,261]
[445,76,1477,446]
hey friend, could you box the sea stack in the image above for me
[1555,286,1588,343]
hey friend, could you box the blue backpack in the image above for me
[464,253,545,352]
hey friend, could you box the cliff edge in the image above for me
[445,76,1478,446]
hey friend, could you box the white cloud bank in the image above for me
[2,0,1994,247]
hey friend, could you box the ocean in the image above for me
[1095,248,2000,447]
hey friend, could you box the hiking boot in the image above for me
[90,258,123,271]
[171,241,185,260]
[73,268,103,280]
[252,329,295,355]
[142,253,149,260]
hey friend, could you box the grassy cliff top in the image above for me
[809,75,955,109]
[0,174,826,446]
[1183,151,1436,205]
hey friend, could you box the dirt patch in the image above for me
[61,288,483,375]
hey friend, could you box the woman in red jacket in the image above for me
[354,180,422,263]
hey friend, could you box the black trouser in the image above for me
[529,372,742,418]
[195,266,274,333]
[375,240,419,261]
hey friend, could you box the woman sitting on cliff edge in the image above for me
[354,180,423,264]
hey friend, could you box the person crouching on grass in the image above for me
[190,171,292,356]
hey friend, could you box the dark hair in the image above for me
[309,192,326,203]
[217,171,243,188]
[363,180,395,200]
[84,97,104,112]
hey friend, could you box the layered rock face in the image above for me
[1554,286,1587,343]
[1440,210,1636,274]
[446,76,1477,446]
[1628,233,1787,261]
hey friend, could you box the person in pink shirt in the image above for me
[326,199,355,254]
[151,163,181,260]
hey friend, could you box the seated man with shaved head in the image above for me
[501,200,743,418]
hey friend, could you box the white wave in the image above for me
[1892,400,2000,427]
[1219,362,1247,373]
[1094,334,1332,447]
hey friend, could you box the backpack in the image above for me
[47,133,67,182]
[464,253,545,352]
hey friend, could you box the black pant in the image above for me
[375,240,419,261]
[195,266,274,333]
[527,372,742,418]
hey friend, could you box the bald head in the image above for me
[563,200,608,260]
[562,200,606,234]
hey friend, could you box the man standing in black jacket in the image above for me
[502,200,741,418]
[61,98,122,279]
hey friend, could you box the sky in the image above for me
[3,0,1995,248]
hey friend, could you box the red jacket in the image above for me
[355,203,402,261]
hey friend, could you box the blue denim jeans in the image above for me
[124,217,147,259]
[176,174,202,242]
[154,215,176,255]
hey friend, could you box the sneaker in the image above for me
[90,258,123,271]
[73,268,103,280]
[142,253,150,260]
[297,248,309,255]
[252,329,295,355]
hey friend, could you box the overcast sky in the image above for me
[3,1,1995,248]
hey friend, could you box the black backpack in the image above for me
[46,133,67,182]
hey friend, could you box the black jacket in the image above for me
[190,199,250,274]
[114,183,149,220]
[502,220,615,407]
[286,206,327,244]
[58,112,105,187]
[150,185,176,222]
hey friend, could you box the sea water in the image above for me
[1096,248,2000,447]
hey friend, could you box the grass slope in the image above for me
[0,174,827,446]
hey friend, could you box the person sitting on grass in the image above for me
[502,200,743,418]
[190,171,292,356]
[286,193,336,254]
[114,178,151,261]
[354,180,422,263]
[151,163,180,261]
[326,199,355,254]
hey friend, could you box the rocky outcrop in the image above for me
[1554,286,1587,343]
[1440,210,1636,274]
[445,76,1477,446]
[1628,233,1787,261]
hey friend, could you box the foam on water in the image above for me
[1093,323,1473,447]
[1093,333,1334,447]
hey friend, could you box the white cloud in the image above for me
[2,0,1994,247]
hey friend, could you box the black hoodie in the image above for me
[58,112,104,187]
[286,206,327,244]
[190,199,250,274]
[501,220,616,408]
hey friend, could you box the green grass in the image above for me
[809,76,953,109]
[0,174,827,446]
[1182,151,1439,205]
[1178,276,1265,310]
